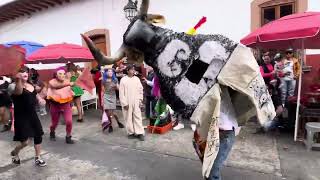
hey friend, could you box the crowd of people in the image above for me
[259,48,301,131]
[1,52,272,176]
[0,52,289,180]
[0,59,176,167]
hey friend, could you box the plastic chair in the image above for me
[305,122,320,151]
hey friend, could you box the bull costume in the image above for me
[82,0,276,179]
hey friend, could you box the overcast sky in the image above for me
[0,0,16,7]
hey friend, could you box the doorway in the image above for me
[82,29,111,68]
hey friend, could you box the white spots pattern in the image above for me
[157,40,191,78]
[156,39,232,106]
[198,41,229,64]
[175,78,208,105]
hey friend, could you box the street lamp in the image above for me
[123,0,138,21]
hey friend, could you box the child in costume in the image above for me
[67,63,84,122]
[119,64,145,141]
[48,67,75,144]
[102,68,124,132]
[9,66,46,167]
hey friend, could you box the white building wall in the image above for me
[309,0,320,11]
[307,0,320,54]
[0,0,251,55]
[0,0,106,46]
[0,0,317,57]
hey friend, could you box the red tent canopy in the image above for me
[0,45,25,76]
[240,12,320,49]
[27,43,94,64]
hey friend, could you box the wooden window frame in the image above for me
[260,0,296,26]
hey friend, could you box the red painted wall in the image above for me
[37,69,55,83]
[301,54,320,94]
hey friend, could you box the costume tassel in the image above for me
[186,16,207,35]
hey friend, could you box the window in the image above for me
[280,4,293,17]
[261,3,295,26]
[263,7,276,24]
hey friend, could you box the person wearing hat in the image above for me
[119,64,145,141]
[275,48,301,106]
[285,48,301,80]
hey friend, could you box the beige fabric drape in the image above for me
[191,45,276,178]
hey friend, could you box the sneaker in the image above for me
[50,131,56,141]
[117,122,125,128]
[11,151,20,165]
[77,119,84,123]
[66,136,75,144]
[137,134,145,141]
[173,123,184,131]
[35,157,47,167]
[39,108,47,116]
[39,111,47,116]
[108,126,114,133]
[128,134,136,139]
[190,124,196,132]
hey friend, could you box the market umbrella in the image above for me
[241,12,320,49]
[4,41,44,57]
[0,45,25,76]
[240,12,320,141]
[27,43,94,64]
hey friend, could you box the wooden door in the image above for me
[82,29,111,69]
[90,35,107,68]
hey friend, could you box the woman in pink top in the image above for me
[259,52,274,85]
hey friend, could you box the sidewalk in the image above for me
[276,133,320,180]
[0,109,318,180]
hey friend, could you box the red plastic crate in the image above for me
[147,122,173,134]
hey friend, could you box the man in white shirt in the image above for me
[208,87,238,180]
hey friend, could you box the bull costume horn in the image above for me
[139,0,149,16]
[81,34,125,65]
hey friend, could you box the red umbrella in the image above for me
[27,43,94,64]
[241,11,320,141]
[241,12,320,49]
[0,45,25,76]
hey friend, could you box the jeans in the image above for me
[280,79,296,105]
[208,130,235,180]
[145,96,156,118]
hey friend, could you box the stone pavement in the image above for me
[0,109,318,180]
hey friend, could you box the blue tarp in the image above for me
[3,41,44,57]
